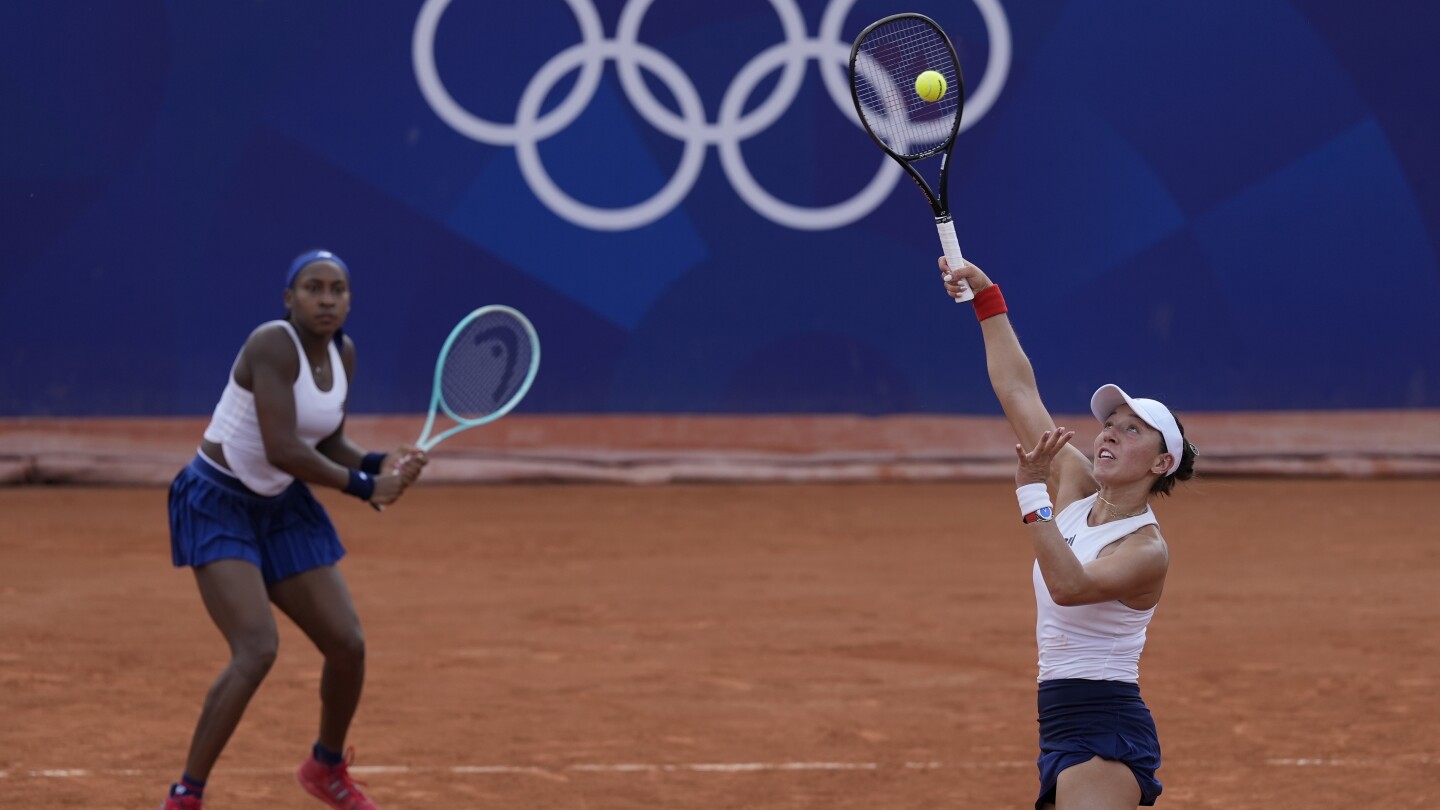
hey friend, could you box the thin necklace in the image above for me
[1096,492,1146,520]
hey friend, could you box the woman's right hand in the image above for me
[939,256,992,301]
[370,472,405,507]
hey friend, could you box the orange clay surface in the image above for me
[1,479,1437,808]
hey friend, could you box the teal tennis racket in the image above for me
[414,304,540,451]
[373,305,540,510]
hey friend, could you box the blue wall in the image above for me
[3,1,1437,416]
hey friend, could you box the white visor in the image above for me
[1090,384,1183,476]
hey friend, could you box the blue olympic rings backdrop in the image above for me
[2,0,1438,416]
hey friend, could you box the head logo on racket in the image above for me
[423,305,540,451]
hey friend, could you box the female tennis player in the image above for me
[161,250,427,810]
[940,257,1196,809]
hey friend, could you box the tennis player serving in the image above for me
[161,249,426,810]
[940,257,1197,809]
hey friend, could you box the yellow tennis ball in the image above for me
[915,70,947,102]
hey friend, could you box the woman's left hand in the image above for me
[1015,428,1075,486]
[386,445,429,486]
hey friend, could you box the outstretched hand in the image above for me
[1015,428,1075,487]
[938,257,992,302]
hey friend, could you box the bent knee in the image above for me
[323,629,366,667]
[230,637,279,682]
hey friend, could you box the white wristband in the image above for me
[1016,483,1052,519]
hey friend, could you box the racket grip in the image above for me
[370,502,384,512]
[936,217,974,303]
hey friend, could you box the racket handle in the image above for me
[936,217,974,303]
[370,502,384,512]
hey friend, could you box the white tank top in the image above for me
[1032,493,1159,683]
[202,320,348,496]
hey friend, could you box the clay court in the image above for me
[3,471,1437,808]
[7,3,1439,808]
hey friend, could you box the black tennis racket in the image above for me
[849,13,972,301]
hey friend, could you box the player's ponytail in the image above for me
[1151,416,1196,496]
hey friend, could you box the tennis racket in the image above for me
[849,13,972,302]
[372,304,540,510]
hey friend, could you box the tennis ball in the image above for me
[915,70,947,102]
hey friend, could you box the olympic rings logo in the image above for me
[413,0,1011,232]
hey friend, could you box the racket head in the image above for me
[849,14,966,163]
[417,305,541,450]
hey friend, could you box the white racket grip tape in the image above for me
[936,217,974,302]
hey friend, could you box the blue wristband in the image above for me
[344,469,376,501]
[360,452,386,475]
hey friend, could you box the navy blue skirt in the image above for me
[168,455,345,586]
[1036,678,1162,808]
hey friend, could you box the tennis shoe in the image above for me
[160,785,203,809]
[296,747,379,810]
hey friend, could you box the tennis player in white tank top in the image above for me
[940,258,1197,810]
[161,250,428,810]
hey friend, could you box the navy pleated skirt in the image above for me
[1035,678,1162,808]
[168,454,345,585]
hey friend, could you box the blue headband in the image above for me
[286,249,349,287]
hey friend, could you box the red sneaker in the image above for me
[296,748,379,810]
[160,786,203,809]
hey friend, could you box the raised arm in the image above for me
[941,258,1095,506]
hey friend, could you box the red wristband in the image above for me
[973,283,1007,322]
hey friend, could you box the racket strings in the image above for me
[852,18,960,158]
[438,311,536,422]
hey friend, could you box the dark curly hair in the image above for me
[1151,414,1196,496]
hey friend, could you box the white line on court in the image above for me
[1265,757,1435,767]
[33,769,91,777]
[0,757,1431,780]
